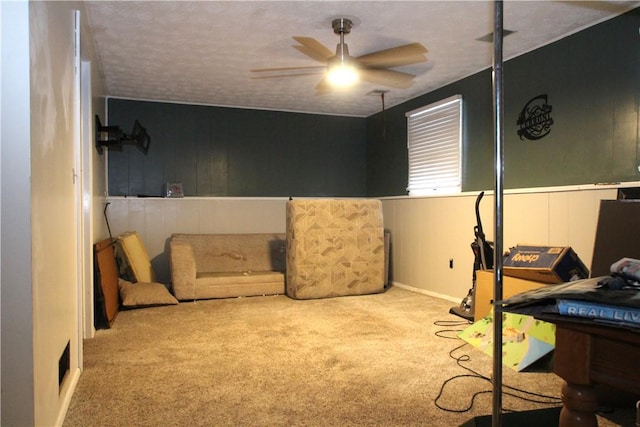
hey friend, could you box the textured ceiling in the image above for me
[85,1,640,117]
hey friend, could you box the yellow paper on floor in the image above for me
[458,310,555,371]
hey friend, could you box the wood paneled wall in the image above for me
[107,100,367,198]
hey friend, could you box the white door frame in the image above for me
[72,10,85,374]
[74,10,96,367]
[80,59,94,341]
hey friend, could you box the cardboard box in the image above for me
[474,270,546,321]
[503,245,589,284]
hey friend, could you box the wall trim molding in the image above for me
[56,368,81,427]
[105,196,373,202]
[378,181,640,201]
[390,282,459,304]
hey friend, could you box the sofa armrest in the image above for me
[169,240,197,301]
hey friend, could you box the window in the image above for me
[406,95,462,195]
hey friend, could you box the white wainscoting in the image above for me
[107,187,621,300]
[382,187,619,303]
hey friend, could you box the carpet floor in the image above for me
[64,286,634,426]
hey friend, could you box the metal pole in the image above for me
[492,1,505,427]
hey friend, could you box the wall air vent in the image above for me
[59,340,70,392]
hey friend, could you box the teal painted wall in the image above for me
[367,8,640,196]
[107,100,367,197]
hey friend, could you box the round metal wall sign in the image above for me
[517,94,554,141]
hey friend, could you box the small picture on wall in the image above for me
[166,182,184,198]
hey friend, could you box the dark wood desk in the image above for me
[539,316,640,427]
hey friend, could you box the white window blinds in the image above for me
[406,95,462,195]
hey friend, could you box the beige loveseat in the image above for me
[169,233,286,301]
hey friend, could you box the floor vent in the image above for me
[59,340,70,391]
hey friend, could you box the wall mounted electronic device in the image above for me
[95,115,150,155]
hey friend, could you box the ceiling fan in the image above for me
[251,18,428,94]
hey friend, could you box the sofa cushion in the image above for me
[195,271,285,298]
[119,279,179,308]
[118,231,156,283]
[196,270,284,284]
[171,233,286,274]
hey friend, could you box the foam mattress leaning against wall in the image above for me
[285,199,386,300]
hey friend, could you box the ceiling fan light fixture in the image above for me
[327,41,358,87]
[327,61,359,87]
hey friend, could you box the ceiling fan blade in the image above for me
[251,71,325,80]
[251,65,325,73]
[360,54,428,69]
[359,68,416,89]
[292,36,334,63]
[357,43,428,68]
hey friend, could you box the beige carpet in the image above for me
[64,286,633,426]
